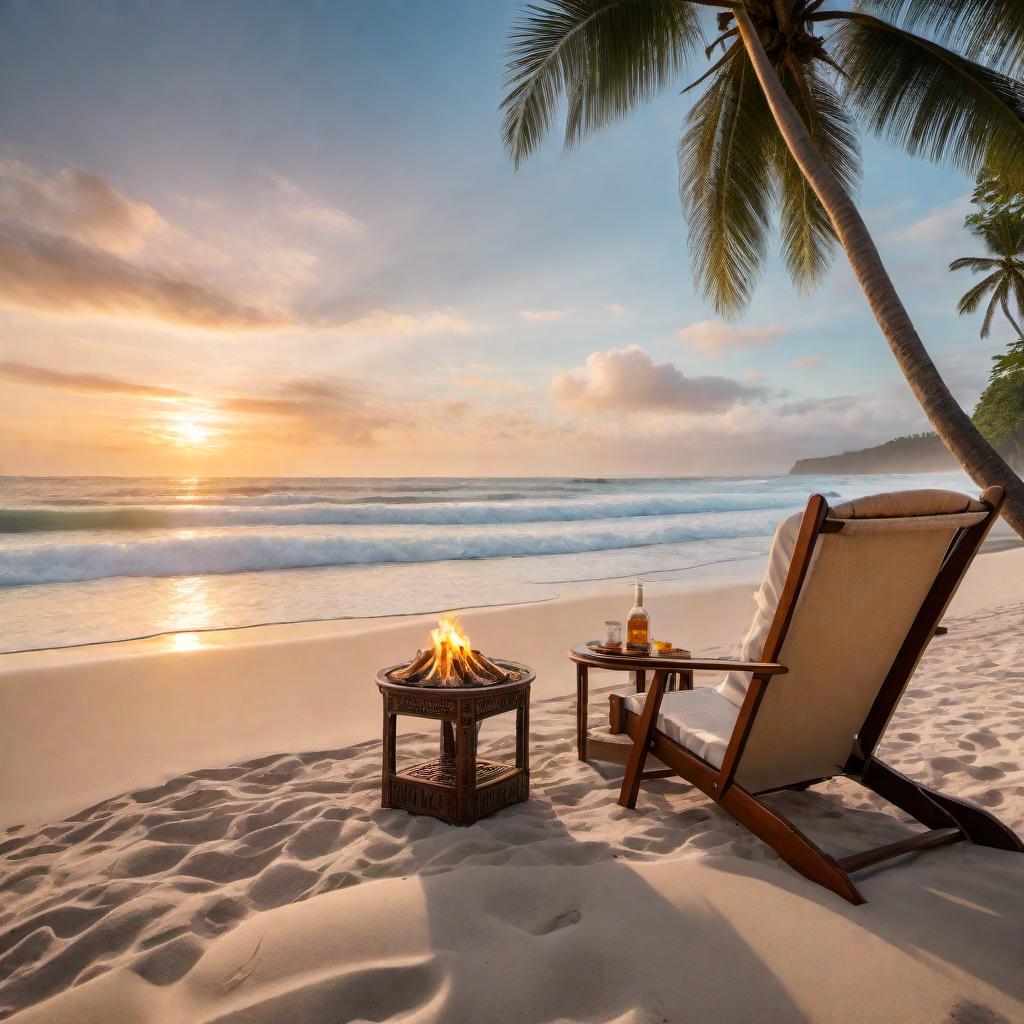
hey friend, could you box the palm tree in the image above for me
[951,212,1024,343]
[501,0,1024,535]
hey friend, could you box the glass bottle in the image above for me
[626,581,650,647]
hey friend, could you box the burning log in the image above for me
[388,615,523,687]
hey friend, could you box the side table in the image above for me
[567,644,693,763]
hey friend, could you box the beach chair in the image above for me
[609,487,1024,904]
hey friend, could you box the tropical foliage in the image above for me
[950,207,1024,341]
[501,1,1024,317]
[966,169,1024,230]
[975,342,1024,465]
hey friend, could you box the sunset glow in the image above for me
[0,2,1010,480]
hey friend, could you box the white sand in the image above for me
[1,548,1022,1022]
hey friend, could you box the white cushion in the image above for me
[714,509,804,709]
[623,687,738,768]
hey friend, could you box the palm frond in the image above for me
[828,12,1024,192]
[501,0,703,167]
[774,62,861,293]
[957,270,1002,316]
[1013,270,1024,317]
[981,275,1012,336]
[678,50,777,317]
[949,256,1000,273]
[864,0,1024,75]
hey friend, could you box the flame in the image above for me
[426,615,477,683]
[389,613,516,687]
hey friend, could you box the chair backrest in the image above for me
[717,488,1000,794]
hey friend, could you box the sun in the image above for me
[174,420,211,446]
[165,411,218,449]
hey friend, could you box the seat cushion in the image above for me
[622,687,739,768]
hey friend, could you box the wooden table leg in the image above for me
[576,663,588,761]
[382,704,397,809]
[635,670,646,693]
[455,707,476,824]
[516,699,529,777]
[440,721,456,759]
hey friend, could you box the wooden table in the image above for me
[376,662,533,826]
[567,644,694,763]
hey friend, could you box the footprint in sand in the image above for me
[945,999,1012,1024]
[535,909,582,935]
[193,896,247,938]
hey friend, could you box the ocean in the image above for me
[0,471,976,652]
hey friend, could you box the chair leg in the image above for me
[618,670,668,809]
[861,758,1024,853]
[720,785,865,905]
[609,693,625,735]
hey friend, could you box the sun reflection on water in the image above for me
[169,631,203,652]
[165,575,215,637]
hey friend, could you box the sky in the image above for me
[0,0,1013,478]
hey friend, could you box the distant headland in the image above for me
[789,433,959,475]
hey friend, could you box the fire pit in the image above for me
[377,616,533,825]
[383,616,530,688]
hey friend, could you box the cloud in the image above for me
[678,319,786,358]
[1,359,395,446]
[551,345,765,414]
[0,224,287,330]
[270,173,364,235]
[455,376,529,396]
[604,303,628,316]
[0,360,187,400]
[519,309,567,323]
[333,308,476,337]
[226,378,395,445]
[0,160,477,339]
[0,161,167,254]
[886,198,969,247]
[791,355,823,369]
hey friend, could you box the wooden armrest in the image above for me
[656,657,787,675]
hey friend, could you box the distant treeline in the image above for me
[789,433,959,475]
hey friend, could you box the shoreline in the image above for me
[3,527,1020,657]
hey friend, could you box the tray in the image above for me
[586,641,690,658]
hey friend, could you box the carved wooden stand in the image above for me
[376,662,533,826]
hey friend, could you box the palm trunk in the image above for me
[733,7,1024,536]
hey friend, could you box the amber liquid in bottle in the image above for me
[627,581,650,647]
